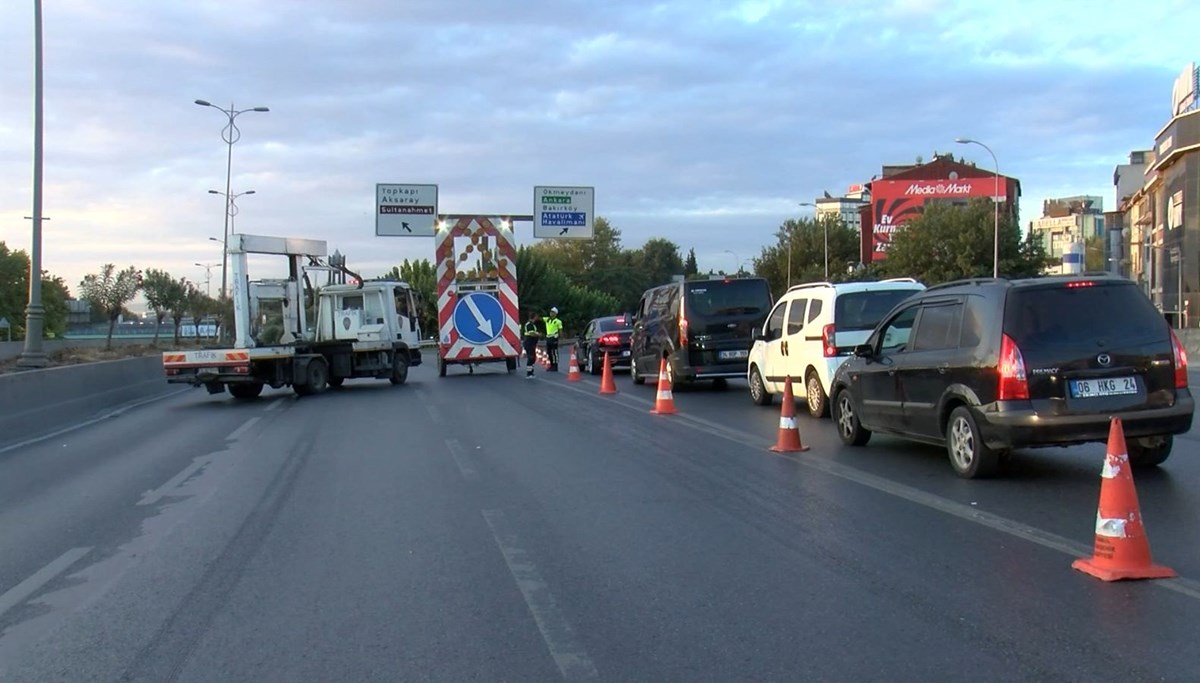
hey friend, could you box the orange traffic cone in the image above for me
[1072,418,1175,581]
[599,352,618,395]
[769,376,809,452]
[566,345,582,382]
[650,357,678,415]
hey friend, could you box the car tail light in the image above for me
[821,324,837,357]
[998,333,1029,400]
[1065,281,1096,288]
[599,333,620,346]
[1171,329,1189,389]
[679,317,689,348]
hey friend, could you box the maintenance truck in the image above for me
[163,234,422,398]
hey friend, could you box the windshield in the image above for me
[1004,282,1165,346]
[597,317,632,332]
[685,279,771,317]
[835,289,923,332]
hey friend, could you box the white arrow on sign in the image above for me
[463,296,494,338]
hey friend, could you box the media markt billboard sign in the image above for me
[533,186,594,239]
[868,177,1007,259]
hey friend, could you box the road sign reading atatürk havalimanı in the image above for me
[534,186,594,239]
[376,184,438,236]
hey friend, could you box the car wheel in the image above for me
[946,406,1000,479]
[588,350,600,375]
[749,366,773,406]
[228,382,264,399]
[833,389,871,446]
[631,357,646,385]
[805,370,829,419]
[1128,435,1173,468]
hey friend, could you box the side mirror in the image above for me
[751,327,763,341]
[853,344,873,358]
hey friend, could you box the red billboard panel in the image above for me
[869,178,1003,259]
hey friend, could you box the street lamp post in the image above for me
[955,138,1001,279]
[209,189,255,259]
[194,262,217,297]
[723,250,740,275]
[194,100,268,301]
[17,0,48,368]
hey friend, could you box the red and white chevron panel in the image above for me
[435,216,521,361]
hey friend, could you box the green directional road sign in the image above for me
[533,185,594,240]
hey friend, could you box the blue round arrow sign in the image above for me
[452,292,505,345]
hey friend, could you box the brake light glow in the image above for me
[598,333,621,346]
[1171,329,1189,389]
[821,323,837,357]
[998,333,1029,400]
[1065,281,1096,288]
[679,318,689,348]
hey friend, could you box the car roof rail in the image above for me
[922,277,1006,293]
[785,281,835,293]
[879,277,920,283]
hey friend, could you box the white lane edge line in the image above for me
[0,388,189,456]
[226,416,261,441]
[264,398,286,412]
[0,547,92,618]
[137,455,214,506]
[445,438,478,481]
[481,509,599,681]
[543,377,1200,602]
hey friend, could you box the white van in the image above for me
[747,278,925,416]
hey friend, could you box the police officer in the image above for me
[544,306,563,371]
[522,311,542,378]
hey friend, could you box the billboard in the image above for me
[868,178,1005,258]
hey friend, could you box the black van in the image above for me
[629,277,773,387]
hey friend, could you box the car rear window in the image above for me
[1004,282,1166,346]
[685,279,771,317]
[597,317,632,332]
[834,289,923,332]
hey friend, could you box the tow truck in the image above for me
[163,233,422,398]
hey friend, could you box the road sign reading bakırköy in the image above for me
[376,184,438,236]
[534,186,594,239]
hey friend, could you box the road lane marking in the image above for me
[544,378,1200,602]
[0,388,189,455]
[445,439,478,481]
[264,398,286,412]
[0,547,92,618]
[137,456,214,506]
[482,509,598,681]
[226,416,261,441]
[424,403,442,424]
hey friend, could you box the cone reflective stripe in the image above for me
[566,344,583,382]
[599,352,618,394]
[769,376,809,452]
[650,357,678,415]
[1072,417,1175,581]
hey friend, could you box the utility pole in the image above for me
[18,0,48,368]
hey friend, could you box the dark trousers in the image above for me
[546,338,559,370]
[523,338,538,367]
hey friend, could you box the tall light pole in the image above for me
[209,189,255,249]
[17,0,48,368]
[956,138,1001,279]
[723,250,740,275]
[194,262,217,297]
[799,201,827,281]
[194,100,268,301]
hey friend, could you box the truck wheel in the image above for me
[438,357,447,377]
[506,357,517,373]
[295,359,328,396]
[228,383,264,400]
[327,377,345,388]
[390,354,409,385]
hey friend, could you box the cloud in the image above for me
[0,0,1197,303]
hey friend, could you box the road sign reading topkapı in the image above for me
[534,186,594,239]
[376,184,438,236]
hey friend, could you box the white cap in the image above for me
[550,307,558,314]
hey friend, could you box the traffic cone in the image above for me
[1072,418,1175,581]
[769,376,809,452]
[566,345,583,382]
[650,357,678,415]
[599,352,618,395]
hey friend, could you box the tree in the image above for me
[515,247,619,332]
[1085,236,1107,272]
[187,287,212,341]
[683,248,699,277]
[385,259,438,339]
[168,278,191,345]
[0,242,70,339]
[752,216,861,298]
[636,238,685,289]
[881,199,1047,285]
[78,264,141,349]
[142,268,176,345]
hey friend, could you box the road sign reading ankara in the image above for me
[534,186,594,239]
[376,183,438,236]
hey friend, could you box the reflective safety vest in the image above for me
[545,317,563,338]
[523,321,540,339]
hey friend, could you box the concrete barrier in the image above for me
[0,356,174,450]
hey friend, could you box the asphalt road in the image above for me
[2,362,1200,681]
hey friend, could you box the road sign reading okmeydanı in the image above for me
[376,184,438,236]
[533,186,594,239]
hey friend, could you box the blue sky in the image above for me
[1,0,1197,301]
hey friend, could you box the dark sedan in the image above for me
[575,315,633,374]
